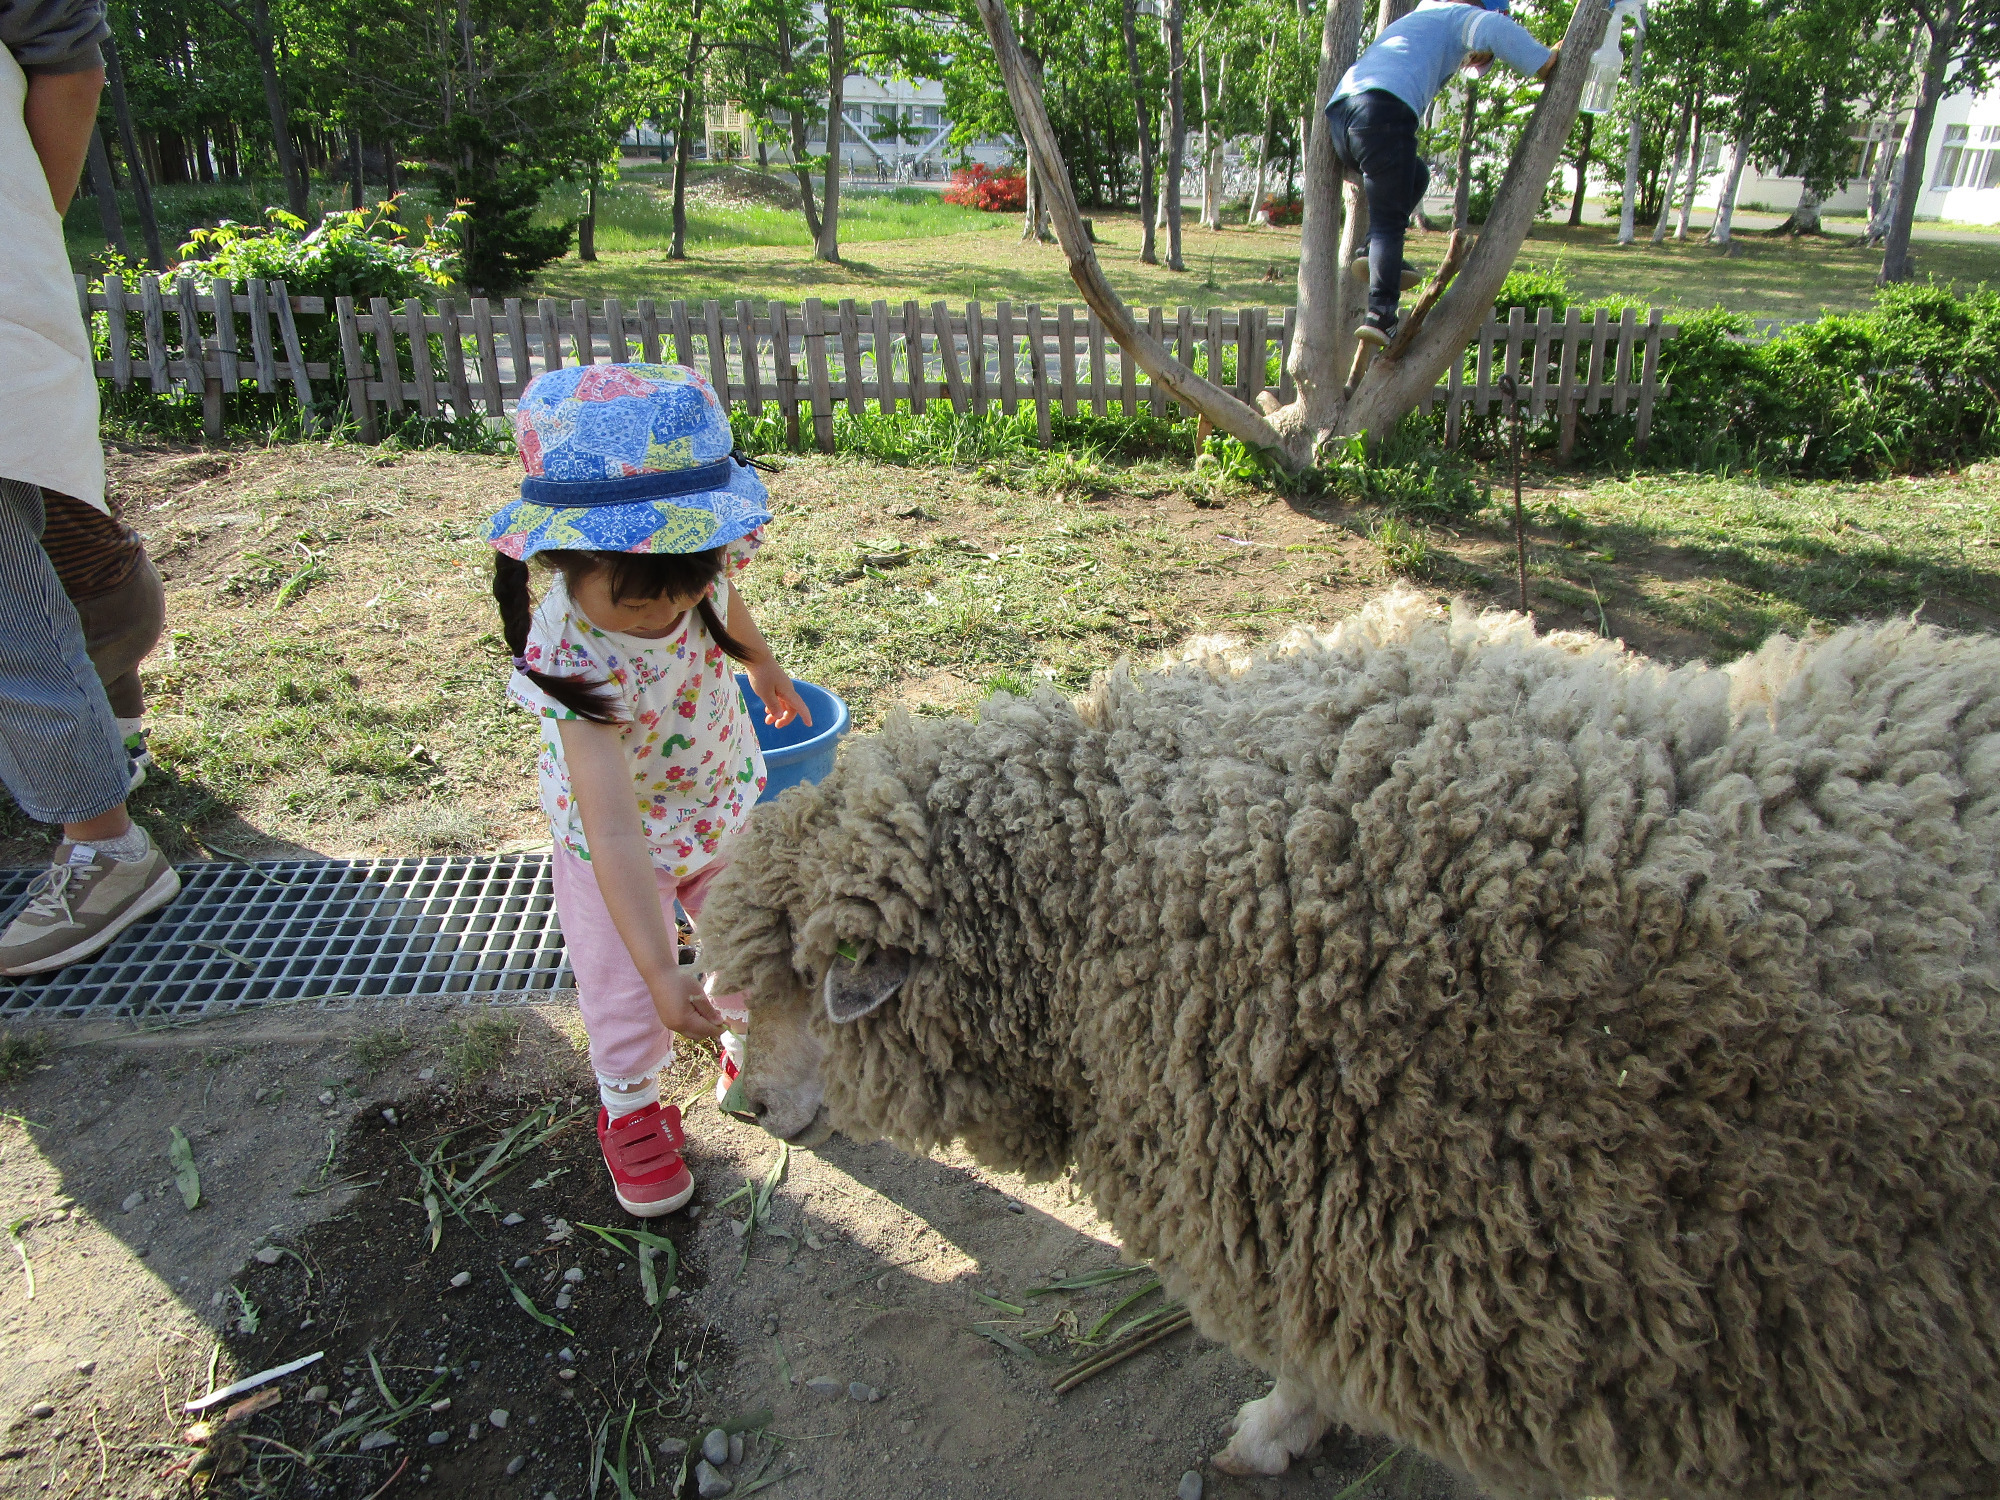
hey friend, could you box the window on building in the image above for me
[1978,125,2000,190]
[1933,124,1969,189]
[920,106,942,128]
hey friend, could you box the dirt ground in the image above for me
[0,1003,1476,1500]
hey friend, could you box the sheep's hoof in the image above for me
[1212,1443,1290,1477]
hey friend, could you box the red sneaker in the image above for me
[596,1102,695,1217]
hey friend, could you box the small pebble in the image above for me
[253,1087,269,1103]
[418,1068,435,1081]
[502,1212,526,1226]
[804,1375,842,1399]
[1004,1199,1025,1214]
[505,1455,526,1475]
[896,1419,914,1435]
[849,1382,882,1403]
[563,1266,584,1283]
[381,1108,399,1126]
[299,1318,314,1330]
[357,1431,396,1453]
[1312,1465,1329,1478]
[695,1459,734,1499]
[660,1437,689,1458]
[449,1271,471,1289]
[729,1433,744,1465]
[120,1191,144,1213]
[558,1370,576,1382]
[702,1428,730,1466]
[874,1275,890,1292]
[489,1409,510,1429]
[317,1091,335,1106]
[514,1255,534,1269]
[429,1398,451,1414]
[29,1404,54,1419]
[428,1430,449,1446]
[762,1314,779,1335]
[303,1386,329,1404]
[1178,1470,1203,1500]
[557,1347,574,1362]
[255,1246,286,1267]
[554,1292,573,1310]
[74,1360,94,1376]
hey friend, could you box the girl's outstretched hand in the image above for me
[747,659,814,729]
[650,965,725,1042]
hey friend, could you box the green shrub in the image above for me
[1494,262,1571,319]
[1321,415,1484,520]
[461,171,573,294]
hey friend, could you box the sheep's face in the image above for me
[722,945,916,1147]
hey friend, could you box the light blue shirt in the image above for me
[1332,0,1552,115]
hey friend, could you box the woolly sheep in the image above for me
[700,589,2000,1500]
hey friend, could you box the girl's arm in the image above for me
[558,718,724,1041]
[726,585,814,730]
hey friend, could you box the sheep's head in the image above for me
[698,722,949,1152]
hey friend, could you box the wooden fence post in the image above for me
[336,296,376,442]
[803,298,835,453]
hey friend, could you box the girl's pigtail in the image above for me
[492,552,625,725]
[697,597,755,663]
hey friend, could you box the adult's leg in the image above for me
[0,479,131,832]
[1343,93,1426,326]
[72,551,166,722]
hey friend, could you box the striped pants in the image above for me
[0,478,128,825]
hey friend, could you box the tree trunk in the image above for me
[1248,25,1277,225]
[348,130,363,209]
[671,5,702,261]
[1206,48,1227,229]
[102,38,162,267]
[1708,90,1756,246]
[1122,0,1158,261]
[817,4,845,263]
[1616,23,1646,243]
[216,0,309,217]
[1651,85,1691,243]
[1768,183,1821,235]
[86,127,131,260]
[1880,1,1956,284]
[1197,43,1211,228]
[1568,110,1595,225]
[776,11,824,244]
[1452,80,1476,228]
[1674,90,1704,240]
[974,0,1606,464]
[580,167,598,261]
[1162,0,1187,270]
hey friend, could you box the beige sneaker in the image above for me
[0,839,181,976]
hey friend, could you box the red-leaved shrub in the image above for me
[943,164,1028,212]
[1260,195,1303,226]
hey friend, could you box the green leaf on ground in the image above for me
[500,1263,574,1335]
[168,1126,201,1209]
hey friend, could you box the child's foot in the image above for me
[714,1029,746,1106]
[596,1102,695,1217]
[1354,311,1398,347]
[124,727,153,792]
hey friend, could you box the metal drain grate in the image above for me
[0,854,572,1021]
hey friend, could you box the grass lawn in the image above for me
[534,207,2000,323]
[3,438,1992,868]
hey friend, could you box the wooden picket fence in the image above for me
[77,274,330,435]
[79,277,1676,460]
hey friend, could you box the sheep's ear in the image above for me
[823,947,911,1024]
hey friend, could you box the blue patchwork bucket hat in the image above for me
[485,363,772,560]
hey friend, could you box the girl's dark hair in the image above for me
[493,546,754,725]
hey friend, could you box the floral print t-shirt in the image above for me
[508,538,766,876]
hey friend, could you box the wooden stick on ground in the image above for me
[1051,1309,1194,1395]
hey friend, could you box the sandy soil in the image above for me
[0,1002,1477,1500]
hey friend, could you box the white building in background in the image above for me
[1688,80,2000,225]
[623,74,1014,182]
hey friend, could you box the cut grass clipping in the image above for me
[971,1260,1197,1393]
[442,1011,521,1079]
[405,1099,587,1251]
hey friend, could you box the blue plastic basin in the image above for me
[736,674,851,803]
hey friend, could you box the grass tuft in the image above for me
[0,1030,54,1085]
[442,1011,522,1079]
[350,1028,414,1072]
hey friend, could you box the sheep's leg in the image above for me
[1212,1375,1329,1476]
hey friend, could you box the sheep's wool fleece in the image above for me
[702,590,2000,1500]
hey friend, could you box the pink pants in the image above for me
[550,844,750,1086]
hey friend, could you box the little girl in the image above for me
[486,363,810,1216]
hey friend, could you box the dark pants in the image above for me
[1325,90,1430,324]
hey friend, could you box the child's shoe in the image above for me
[596,1101,695,1216]
[714,1029,746,1106]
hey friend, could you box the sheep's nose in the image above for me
[718,1071,763,1124]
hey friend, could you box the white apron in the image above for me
[0,46,106,511]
